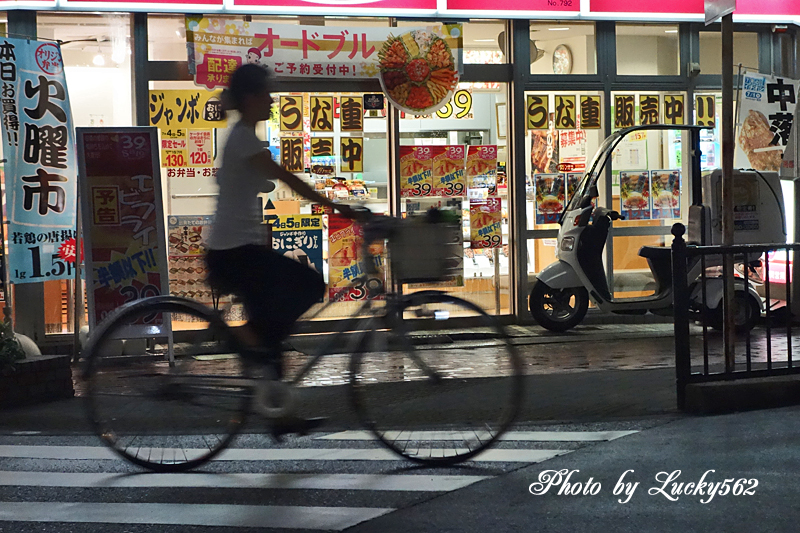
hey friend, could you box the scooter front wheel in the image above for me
[529,280,589,332]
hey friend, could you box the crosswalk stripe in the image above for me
[0,471,490,491]
[0,502,392,530]
[0,445,569,463]
[317,430,639,442]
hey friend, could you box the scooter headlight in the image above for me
[561,237,575,251]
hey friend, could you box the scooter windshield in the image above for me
[563,131,622,214]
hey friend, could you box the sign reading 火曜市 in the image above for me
[0,38,79,285]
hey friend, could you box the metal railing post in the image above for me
[672,223,691,410]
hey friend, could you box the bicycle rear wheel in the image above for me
[349,291,523,465]
[83,296,250,472]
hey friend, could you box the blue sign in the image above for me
[271,214,323,275]
[0,39,77,284]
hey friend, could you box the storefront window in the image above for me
[616,24,680,76]
[37,13,133,333]
[699,32,759,75]
[529,22,596,75]
[398,83,510,315]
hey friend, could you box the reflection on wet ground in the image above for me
[73,325,800,397]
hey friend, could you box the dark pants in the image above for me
[205,245,325,352]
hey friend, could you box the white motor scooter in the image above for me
[529,125,786,332]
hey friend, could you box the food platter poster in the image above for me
[470,197,502,249]
[167,215,214,304]
[328,214,385,301]
[432,145,467,197]
[466,145,497,192]
[736,72,800,171]
[400,146,433,197]
[619,171,651,220]
[271,214,323,275]
[650,170,681,220]
[535,174,565,225]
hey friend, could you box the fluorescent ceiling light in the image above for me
[93,53,105,66]
[549,27,570,31]
[664,29,678,33]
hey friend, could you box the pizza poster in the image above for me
[470,197,502,249]
[620,170,651,220]
[432,145,467,197]
[650,170,681,220]
[167,215,215,304]
[466,145,497,193]
[535,174,566,225]
[328,214,385,301]
[400,146,433,197]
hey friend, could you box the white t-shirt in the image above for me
[207,121,275,250]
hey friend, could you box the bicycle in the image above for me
[82,209,524,472]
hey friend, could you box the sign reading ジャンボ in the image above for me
[0,38,79,285]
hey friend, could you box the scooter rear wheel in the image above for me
[529,280,589,332]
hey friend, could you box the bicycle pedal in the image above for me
[254,379,296,419]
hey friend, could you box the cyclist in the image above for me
[205,63,356,437]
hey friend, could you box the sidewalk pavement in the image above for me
[349,405,800,533]
[1,322,683,434]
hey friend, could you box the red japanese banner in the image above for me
[447,0,577,11]
[186,17,461,89]
[77,128,169,329]
[590,0,800,15]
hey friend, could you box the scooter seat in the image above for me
[638,245,671,261]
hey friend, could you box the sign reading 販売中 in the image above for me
[185,17,461,89]
[0,39,79,285]
[736,72,800,172]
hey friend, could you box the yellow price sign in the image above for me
[695,95,716,127]
[526,95,549,130]
[664,95,686,125]
[436,89,473,119]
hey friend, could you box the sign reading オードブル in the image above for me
[0,39,79,285]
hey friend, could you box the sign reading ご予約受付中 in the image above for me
[0,38,79,285]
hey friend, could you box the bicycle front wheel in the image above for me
[83,296,250,472]
[349,291,523,465]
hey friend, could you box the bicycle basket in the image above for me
[389,214,462,283]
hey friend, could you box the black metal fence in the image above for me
[671,223,800,410]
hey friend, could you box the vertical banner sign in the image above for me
[400,146,433,197]
[310,137,335,175]
[469,197,502,249]
[736,72,799,171]
[554,95,576,130]
[309,96,334,132]
[695,94,716,127]
[535,173,565,225]
[328,213,384,301]
[466,145,497,193]
[340,137,364,173]
[77,127,169,329]
[663,95,686,125]
[579,96,602,129]
[271,214,323,274]
[167,215,215,304]
[281,137,304,172]
[431,145,466,196]
[614,95,636,129]
[340,97,364,132]
[639,95,660,125]
[279,96,303,131]
[650,170,681,219]
[619,170,651,220]
[0,39,79,285]
[526,95,548,129]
